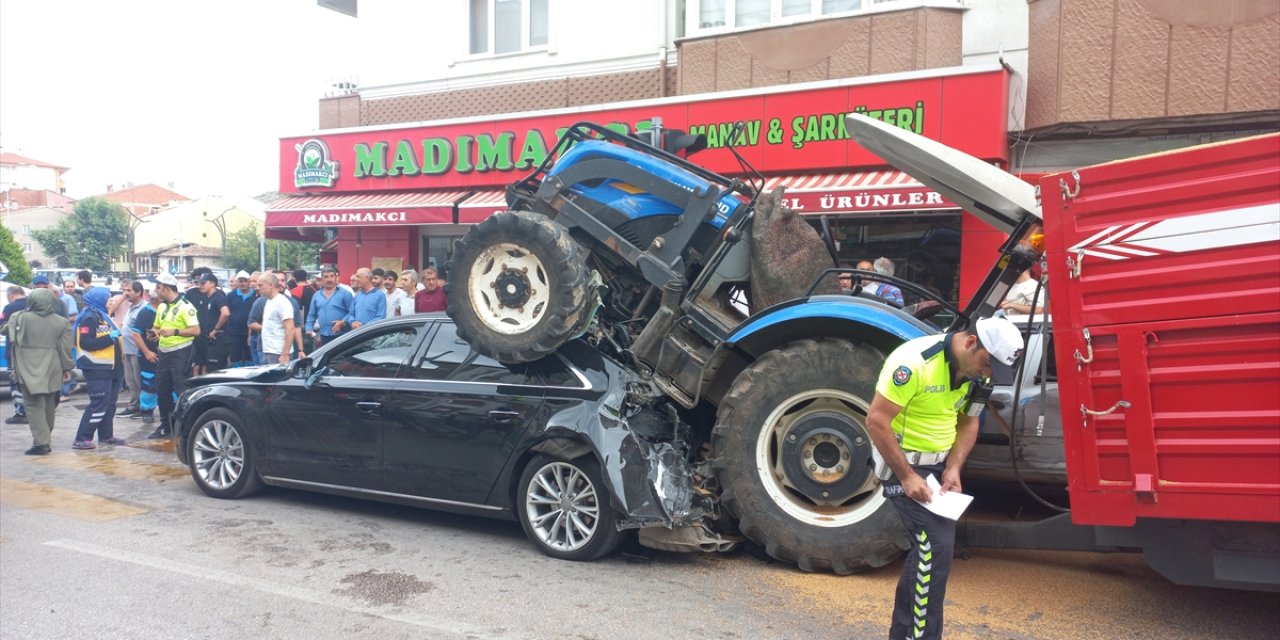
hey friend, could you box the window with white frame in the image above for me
[692,0,915,32]
[22,224,31,235]
[24,243,33,253]
[470,0,549,56]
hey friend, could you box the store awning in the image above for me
[763,170,956,215]
[264,190,471,227]
[264,226,326,242]
[457,189,510,224]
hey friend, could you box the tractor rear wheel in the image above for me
[712,338,907,574]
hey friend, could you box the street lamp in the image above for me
[209,206,235,257]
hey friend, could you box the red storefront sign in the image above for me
[277,66,1010,197]
[763,170,955,214]
[265,190,467,226]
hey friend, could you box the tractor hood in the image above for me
[844,114,1041,233]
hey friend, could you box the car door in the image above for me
[263,322,427,489]
[380,321,546,505]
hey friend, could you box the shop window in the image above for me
[470,0,549,56]
[689,0,932,33]
[421,235,459,280]
[812,213,963,304]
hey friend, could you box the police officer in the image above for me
[866,316,1023,640]
[147,273,199,439]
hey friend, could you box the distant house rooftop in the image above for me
[0,152,70,171]
[96,183,191,208]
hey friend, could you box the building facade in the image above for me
[279,0,1276,305]
[1017,0,1279,171]
[0,152,69,195]
[0,205,72,267]
[131,196,264,276]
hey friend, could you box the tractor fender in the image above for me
[703,297,935,404]
[729,296,933,348]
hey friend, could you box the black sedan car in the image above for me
[173,314,713,561]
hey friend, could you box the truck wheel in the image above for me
[445,211,595,363]
[712,338,907,574]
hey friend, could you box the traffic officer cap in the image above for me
[152,273,179,289]
[975,316,1024,385]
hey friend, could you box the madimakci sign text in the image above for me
[278,68,1009,195]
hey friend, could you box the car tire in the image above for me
[516,455,623,562]
[712,338,908,574]
[445,211,595,364]
[187,407,264,500]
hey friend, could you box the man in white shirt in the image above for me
[385,270,410,319]
[248,273,295,365]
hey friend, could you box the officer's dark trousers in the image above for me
[155,346,193,431]
[75,369,122,443]
[138,353,158,412]
[885,463,956,640]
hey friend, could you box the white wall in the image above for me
[0,163,61,192]
[961,0,1030,132]
[133,197,264,253]
[354,0,673,96]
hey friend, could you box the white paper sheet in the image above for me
[912,474,974,520]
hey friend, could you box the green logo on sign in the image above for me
[294,138,339,188]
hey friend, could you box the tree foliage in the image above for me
[0,224,34,285]
[223,223,319,273]
[31,197,128,272]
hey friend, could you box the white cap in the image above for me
[153,273,179,288]
[234,270,251,280]
[975,316,1024,384]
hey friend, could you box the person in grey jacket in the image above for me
[1,289,75,455]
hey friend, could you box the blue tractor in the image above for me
[445,119,1040,572]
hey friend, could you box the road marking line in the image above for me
[43,539,506,639]
[0,478,148,521]
[29,451,189,482]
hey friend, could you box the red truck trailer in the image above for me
[1040,134,1280,591]
[846,112,1279,590]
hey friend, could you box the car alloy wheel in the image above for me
[525,461,601,553]
[192,418,246,491]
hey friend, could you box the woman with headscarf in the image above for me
[72,286,127,449]
[0,289,74,455]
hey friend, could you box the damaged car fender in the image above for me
[511,341,713,531]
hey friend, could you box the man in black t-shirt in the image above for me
[224,271,257,367]
[193,273,229,374]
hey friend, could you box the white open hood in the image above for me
[844,114,1041,232]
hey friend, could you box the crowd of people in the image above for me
[837,256,905,305]
[1,264,451,455]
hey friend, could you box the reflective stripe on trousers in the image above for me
[884,463,955,640]
[75,369,121,443]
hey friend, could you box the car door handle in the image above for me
[489,410,521,422]
[355,401,382,414]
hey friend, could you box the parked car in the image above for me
[174,313,715,562]
[964,314,1064,485]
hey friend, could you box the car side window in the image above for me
[531,355,581,388]
[410,323,548,385]
[1034,332,1058,385]
[323,327,420,378]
